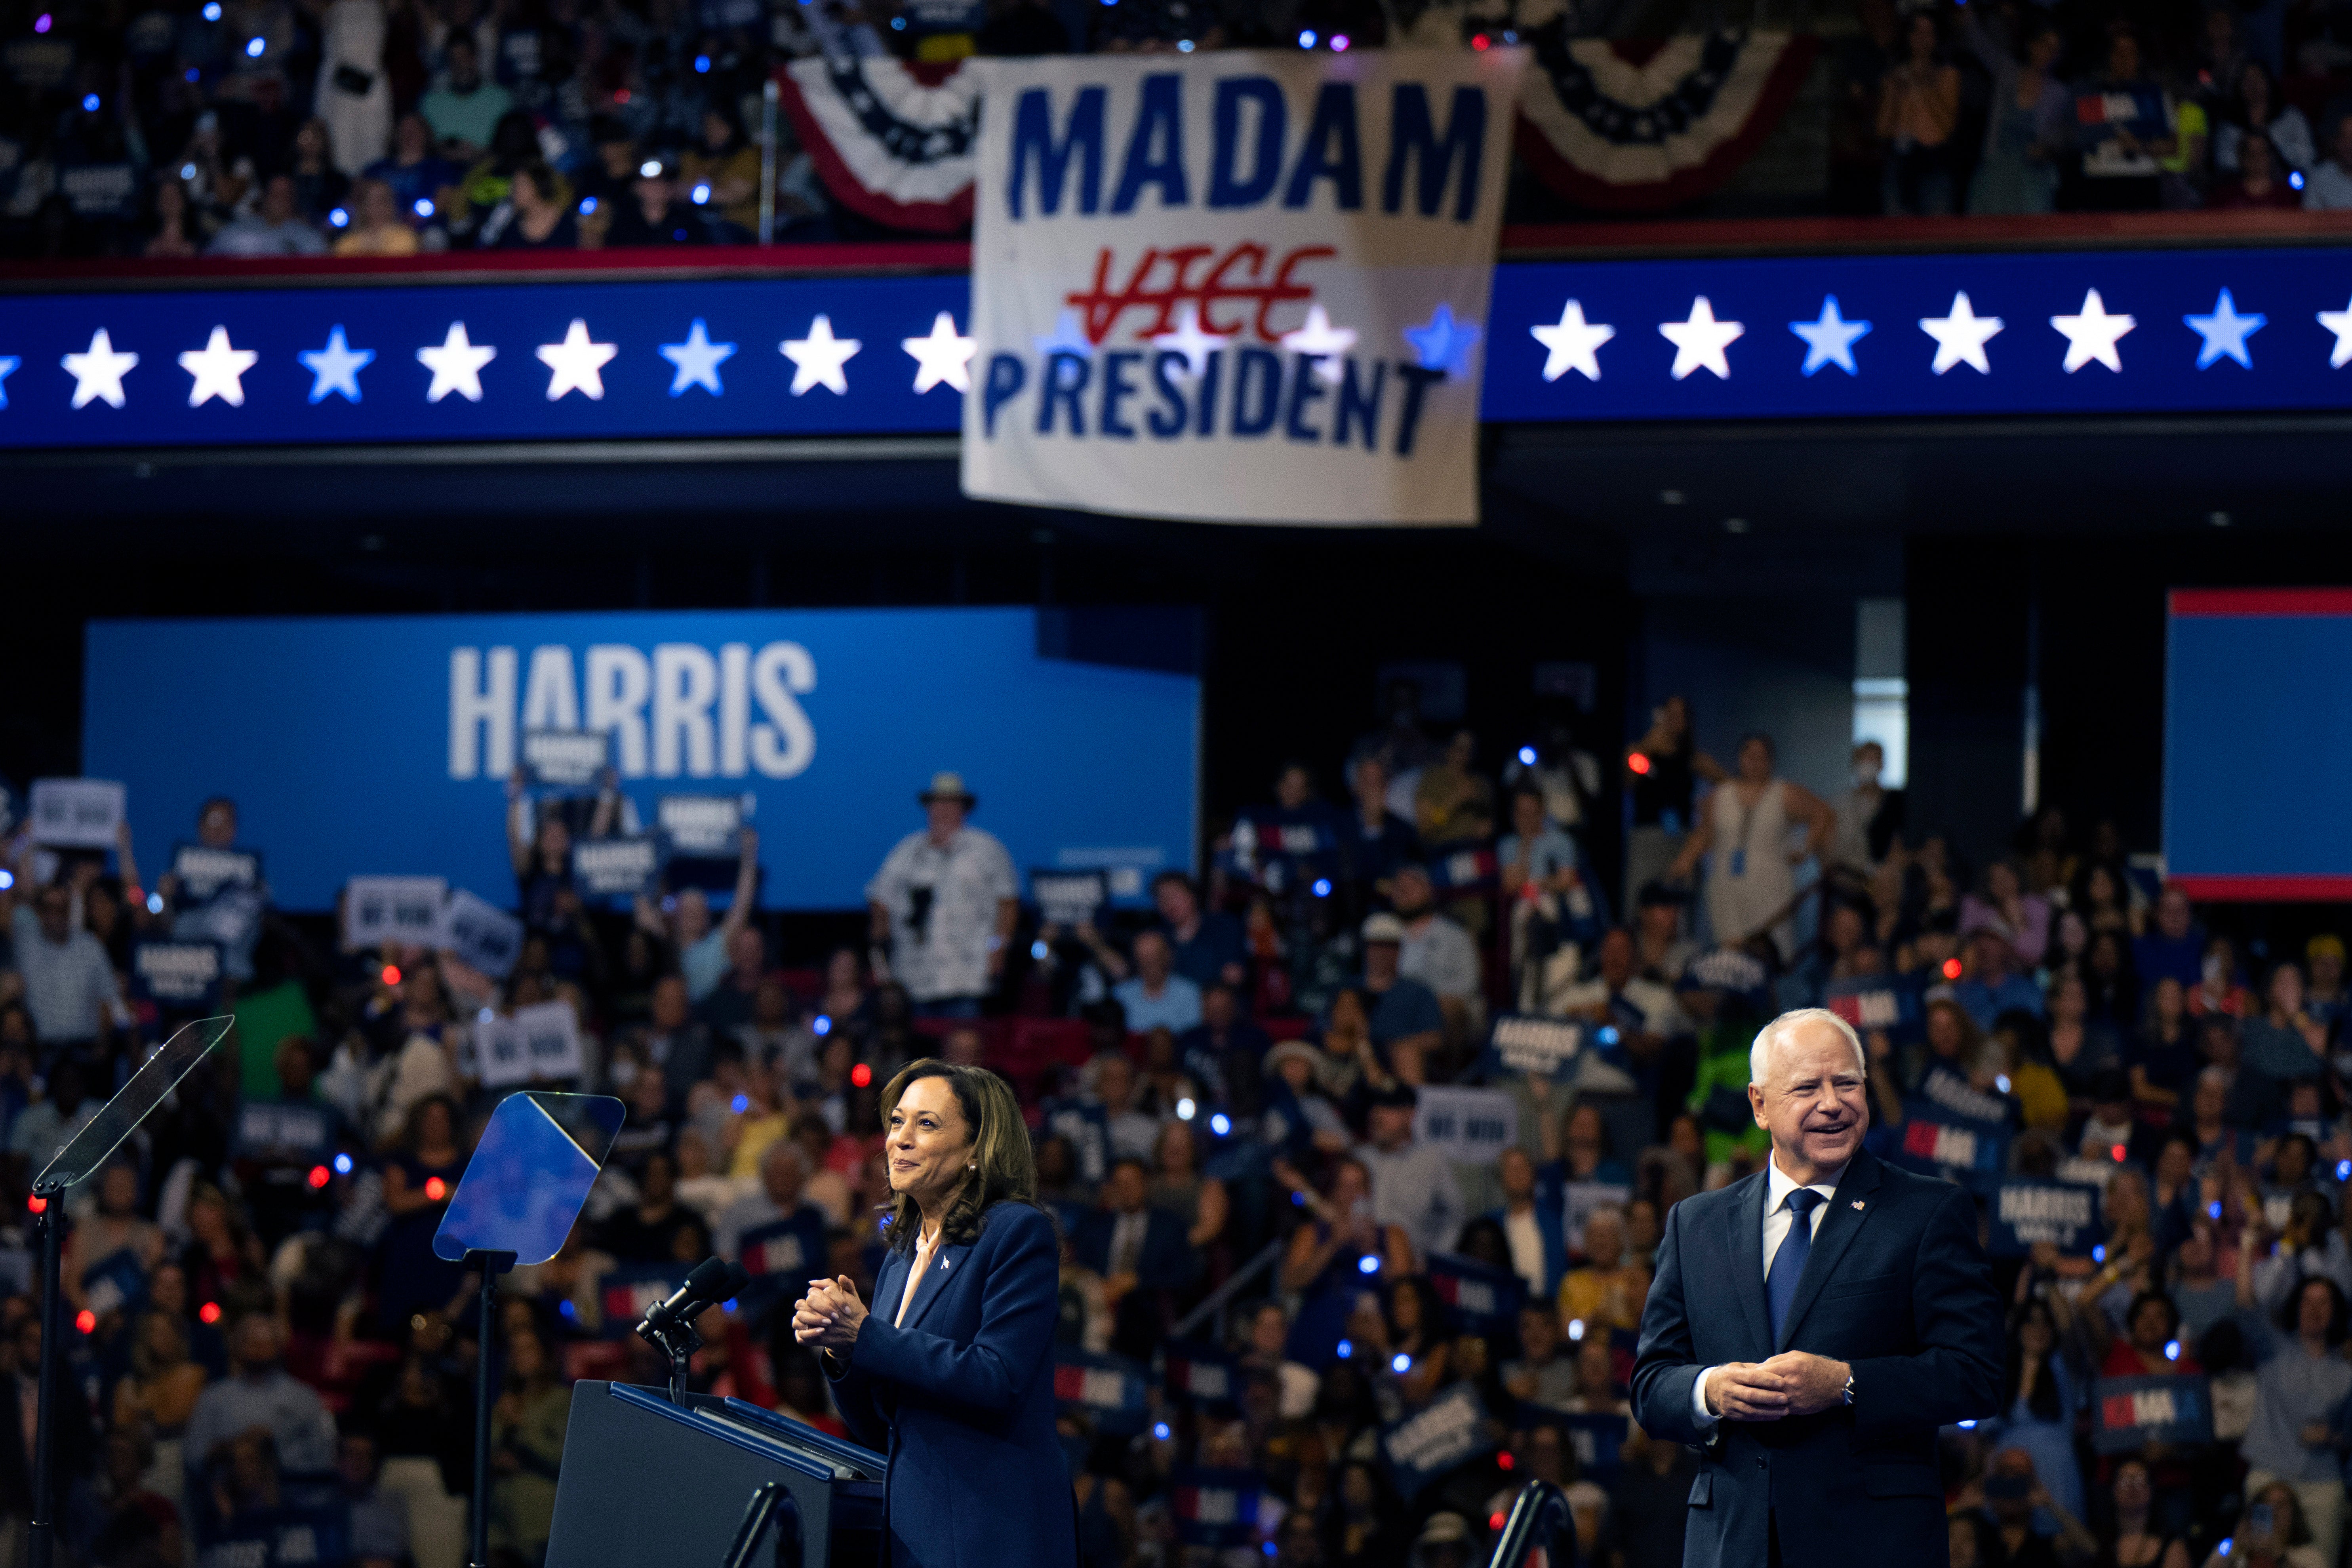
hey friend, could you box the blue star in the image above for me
[2183,288,2265,370]
[1402,304,1481,379]
[298,325,374,404]
[1788,295,1872,376]
[0,356,16,409]
[659,317,737,396]
[1032,308,1094,360]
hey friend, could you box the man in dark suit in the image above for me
[1630,1007,2002,1567]
[1070,1157,1198,1358]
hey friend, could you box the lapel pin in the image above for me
[941,1259,952,1270]
[1852,1200,1866,1210]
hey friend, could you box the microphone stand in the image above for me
[636,1310,704,1404]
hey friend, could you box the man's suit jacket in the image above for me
[1629,1147,2003,1568]
[1068,1205,1198,1293]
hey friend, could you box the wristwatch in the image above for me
[1842,1372,1856,1408]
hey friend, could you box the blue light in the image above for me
[145,892,162,913]
[1956,1418,1975,1429]
[413,197,435,218]
[1177,1097,1196,1121]
[1209,1113,1231,1136]
[327,206,349,227]
[558,1298,576,1318]
[1312,878,1333,898]
[1152,1421,1170,1440]
[185,67,200,81]
[731,1094,750,1114]
[2209,1200,2223,1219]
[1357,1254,1380,1275]
[693,53,710,72]
[2091,1245,2106,1263]
[2291,171,2307,191]
[1290,1190,1306,1206]
[333,1153,353,1174]
[1176,38,1192,50]
[1596,1025,1620,1046]
[1263,1545,1278,1558]
[1566,1318,1585,1341]
[81,93,99,112]
[180,162,197,180]
[244,34,265,55]
[1335,1339,1352,1358]
[691,183,712,205]
[724,1298,739,1312]
[2219,1538,2233,1557]
[889,13,904,23]
[0,871,11,892]
[813,1014,832,1036]
[640,160,662,179]
[1031,939,1049,960]
[2338,1161,2350,1181]
[2164,1339,2181,1362]
[1390,1353,1411,1374]
[1298,28,1315,45]
[1518,746,1537,765]
[32,11,50,29]
[578,196,596,215]
[201,1,219,16]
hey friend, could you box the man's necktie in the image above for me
[1766,1189,1824,1346]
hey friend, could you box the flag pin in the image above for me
[1852,1200,1866,1210]
[941,1259,951,1269]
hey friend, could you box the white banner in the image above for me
[343,876,448,950]
[29,778,125,848]
[475,1000,585,1088]
[1413,1085,1517,1165]
[962,48,1523,527]
[435,888,525,978]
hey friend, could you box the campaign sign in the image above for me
[234,1099,336,1162]
[1051,1347,1150,1434]
[29,777,124,848]
[343,876,448,949]
[1825,974,1923,1044]
[1414,1086,1517,1166]
[1893,1099,2011,1191]
[522,728,609,789]
[171,844,262,902]
[1563,1181,1633,1254]
[962,49,1525,526]
[1170,1467,1261,1549]
[1480,1015,1584,1083]
[572,836,663,900]
[1032,868,1110,928]
[600,1263,690,1339]
[475,1000,585,1088]
[1917,1063,2012,1128]
[436,889,525,979]
[658,793,746,857]
[1988,1179,2104,1258]
[1680,947,1770,1001]
[1515,1405,1627,1477]
[1044,1099,1111,1185]
[1164,1341,1240,1409]
[1381,1384,1495,1499]
[1428,847,1499,893]
[737,1209,830,1321]
[130,941,223,1010]
[1426,1251,1525,1334]
[2091,1374,2213,1454]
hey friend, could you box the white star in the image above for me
[298,325,373,404]
[417,322,497,404]
[2318,297,2352,369]
[2049,288,2135,374]
[1529,299,1614,383]
[1279,305,1358,385]
[1658,296,1744,381]
[781,314,861,396]
[2183,289,2265,371]
[535,318,617,402]
[658,318,736,397]
[1788,296,1872,377]
[1919,291,2004,375]
[61,328,138,410]
[1033,308,1095,360]
[0,356,19,410]
[1150,303,1220,381]
[901,311,977,394]
[178,325,259,408]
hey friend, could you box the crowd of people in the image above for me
[0,692,2347,1568]
[11,0,2352,262]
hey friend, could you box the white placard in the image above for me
[344,876,449,949]
[475,999,585,1088]
[962,49,1524,526]
[435,888,525,978]
[657,793,745,857]
[1413,1085,1518,1166]
[28,778,124,848]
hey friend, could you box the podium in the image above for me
[545,1383,884,1568]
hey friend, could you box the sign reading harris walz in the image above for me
[962,48,1525,526]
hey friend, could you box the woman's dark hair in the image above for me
[1455,1216,1511,1273]
[876,1060,1038,1252]
[1383,1275,1446,1349]
[2125,1289,2180,1342]
[516,160,557,204]
[2280,1275,2351,1345]
[2001,1300,2064,1421]
[490,109,539,166]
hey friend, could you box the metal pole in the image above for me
[758,79,779,246]
[27,1196,62,1568]
[467,1252,514,1568]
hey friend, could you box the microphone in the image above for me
[638,1256,749,1335]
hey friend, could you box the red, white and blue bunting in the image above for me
[776,37,1817,231]
[1514,29,1820,211]
[776,56,979,234]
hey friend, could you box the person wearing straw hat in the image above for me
[866,773,1018,1020]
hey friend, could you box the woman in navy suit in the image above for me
[793,1059,1074,1568]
